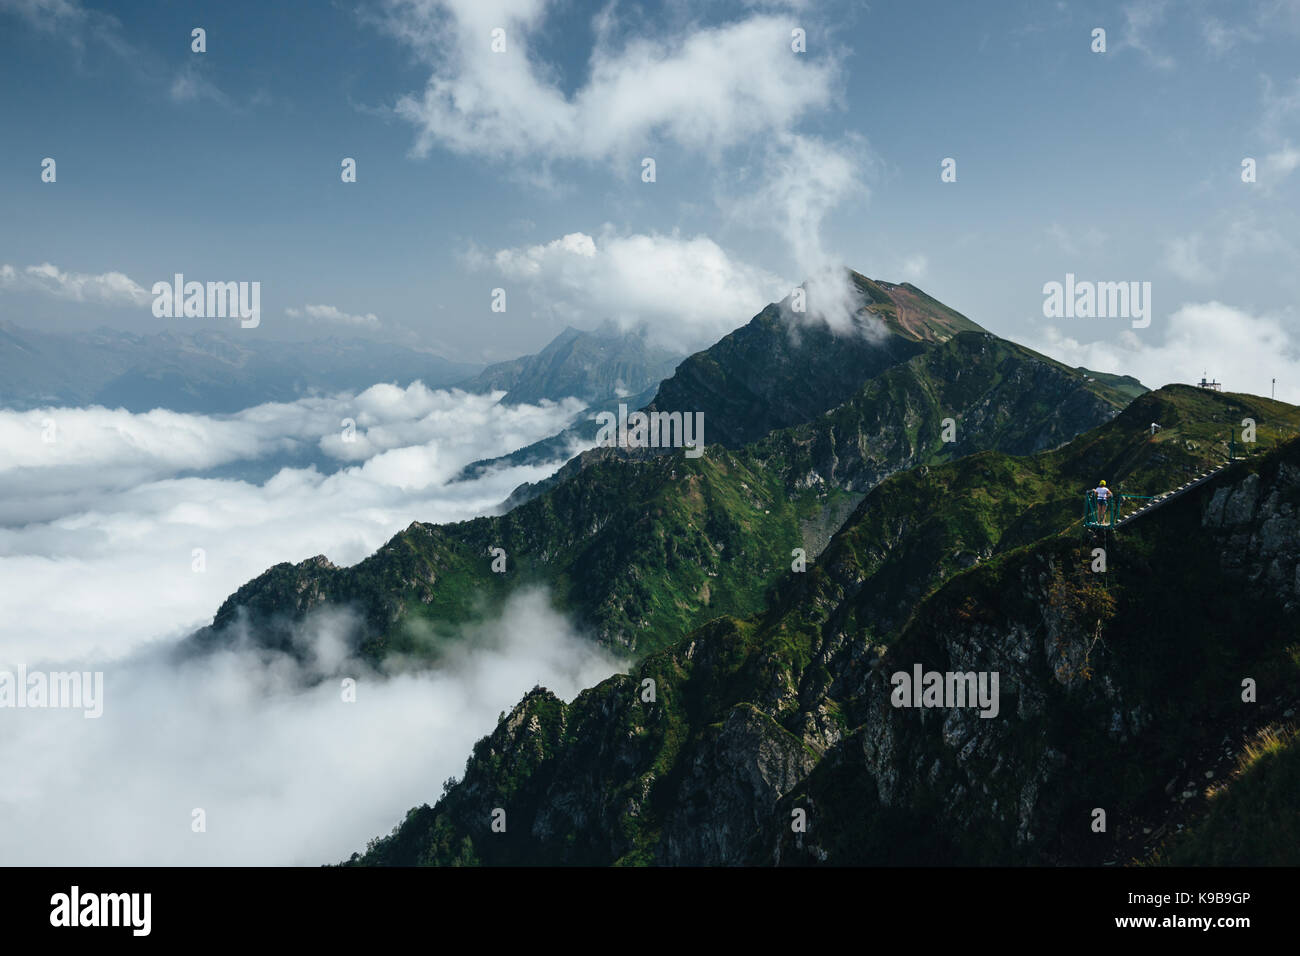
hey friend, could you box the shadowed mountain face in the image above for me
[646,274,986,448]
[190,276,1145,665]
[348,388,1300,867]
[461,323,682,407]
[0,321,481,413]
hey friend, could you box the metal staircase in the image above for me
[1113,460,1237,529]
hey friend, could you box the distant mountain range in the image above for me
[0,321,481,413]
[459,322,683,407]
[447,323,684,482]
[0,319,688,415]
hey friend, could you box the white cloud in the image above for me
[1163,234,1213,283]
[0,261,150,306]
[1264,145,1300,181]
[0,0,222,100]
[1162,216,1300,283]
[1046,223,1109,258]
[1256,0,1300,35]
[1026,301,1300,404]
[286,303,382,328]
[0,0,117,43]
[1255,75,1300,186]
[0,589,623,864]
[0,0,245,111]
[0,384,587,663]
[382,2,838,166]
[897,254,929,283]
[1118,0,1176,69]
[0,379,611,865]
[720,132,875,334]
[1201,16,1257,56]
[723,132,867,276]
[1260,75,1300,131]
[169,62,233,108]
[0,359,618,866]
[478,228,788,350]
[474,133,879,347]
[382,3,866,339]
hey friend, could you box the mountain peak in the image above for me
[462,322,682,406]
[646,273,995,448]
[845,271,987,343]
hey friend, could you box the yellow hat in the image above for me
[1099,480,1107,486]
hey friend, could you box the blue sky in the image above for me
[1,0,1298,396]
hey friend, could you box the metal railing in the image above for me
[1083,489,1153,528]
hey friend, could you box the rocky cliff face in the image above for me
[771,446,1300,865]
[1203,465,1300,613]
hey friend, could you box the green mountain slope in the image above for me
[1153,724,1300,866]
[194,300,1142,661]
[347,387,1300,866]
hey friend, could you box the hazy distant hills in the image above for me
[448,324,686,480]
[0,321,482,413]
[0,317,691,418]
[461,322,682,406]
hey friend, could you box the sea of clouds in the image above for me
[0,383,624,864]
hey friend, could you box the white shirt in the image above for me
[1095,486,1111,500]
